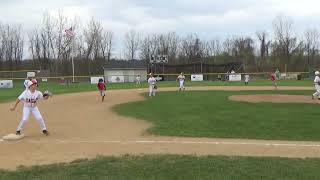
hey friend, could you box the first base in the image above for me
[2,133,25,141]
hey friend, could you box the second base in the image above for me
[2,133,25,141]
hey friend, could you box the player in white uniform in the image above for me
[244,74,250,85]
[312,71,320,100]
[136,75,141,87]
[177,72,186,91]
[10,79,50,136]
[148,73,157,97]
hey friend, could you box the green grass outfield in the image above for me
[114,90,320,141]
[1,155,320,180]
[0,79,313,103]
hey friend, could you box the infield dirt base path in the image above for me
[0,86,320,170]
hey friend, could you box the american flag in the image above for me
[65,27,75,37]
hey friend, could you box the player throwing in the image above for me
[10,79,50,136]
[177,72,186,91]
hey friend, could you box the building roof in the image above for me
[103,60,147,70]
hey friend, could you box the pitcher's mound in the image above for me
[2,133,25,141]
[229,94,320,104]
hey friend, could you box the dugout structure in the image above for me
[103,60,148,83]
[103,68,148,83]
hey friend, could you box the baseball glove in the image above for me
[43,90,53,97]
[153,85,157,89]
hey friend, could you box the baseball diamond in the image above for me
[0,85,320,170]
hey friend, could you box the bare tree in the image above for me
[139,35,152,61]
[139,32,180,63]
[204,38,221,61]
[272,15,297,65]
[304,28,320,69]
[166,32,180,61]
[124,30,140,60]
[83,18,103,60]
[222,37,234,56]
[100,31,113,61]
[256,31,271,60]
[55,10,68,60]
[13,25,24,63]
[180,34,205,62]
[0,24,24,70]
[232,37,254,57]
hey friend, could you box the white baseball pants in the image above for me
[16,106,47,132]
[149,85,156,97]
[179,81,185,90]
[313,85,320,98]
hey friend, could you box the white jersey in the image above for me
[18,90,43,108]
[136,76,141,82]
[245,75,249,82]
[23,79,30,89]
[148,77,156,85]
[177,75,185,82]
[314,76,320,86]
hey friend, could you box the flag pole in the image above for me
[72,36,75,83]
[65,27,75,83]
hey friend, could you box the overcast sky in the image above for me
[1,0,320,58]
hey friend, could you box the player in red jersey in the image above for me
[270,72,277,90]
[97,78,106,102]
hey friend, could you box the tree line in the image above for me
[0,13,319,75]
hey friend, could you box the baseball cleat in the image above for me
[42,130,49,136]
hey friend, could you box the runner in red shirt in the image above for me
[97,79,106,102]
[270,73,277,90]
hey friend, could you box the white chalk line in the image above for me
[2,139,320,148]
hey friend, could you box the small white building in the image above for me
[103,68,148,83]
[103,60,149,83]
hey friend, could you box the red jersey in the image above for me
[270,74,276,81]
[97,82,106,90]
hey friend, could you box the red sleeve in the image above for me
[271,75,275,81]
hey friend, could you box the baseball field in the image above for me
[1,80,320,179]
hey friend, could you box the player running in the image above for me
[270,72,277,90]
[97,78,106,102]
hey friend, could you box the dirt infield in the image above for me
[0,86,320,170]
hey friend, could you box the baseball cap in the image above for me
[27,79,38,87]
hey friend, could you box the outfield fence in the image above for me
[0,70,311,83]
